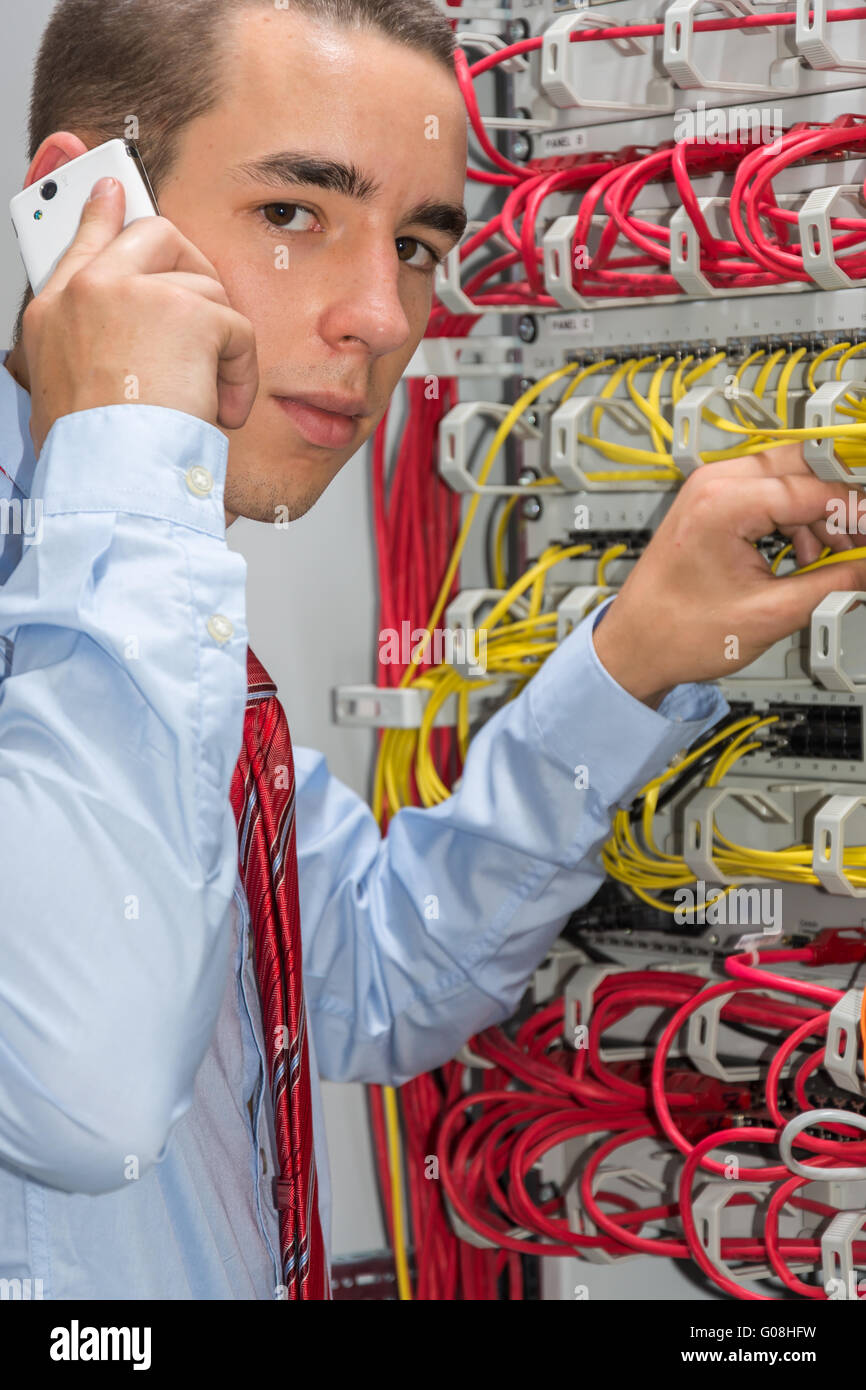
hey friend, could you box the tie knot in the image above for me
[246,647,278,707]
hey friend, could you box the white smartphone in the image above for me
[10,138,160,296]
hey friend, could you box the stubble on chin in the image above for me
[224,473,324,526]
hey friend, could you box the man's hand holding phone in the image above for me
[20,176,258,457]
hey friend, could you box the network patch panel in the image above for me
[339,0,866,1303]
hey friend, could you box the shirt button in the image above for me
[207,614,234,645]
[186,465,214,497]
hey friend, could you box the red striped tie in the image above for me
[230,647,330,1300]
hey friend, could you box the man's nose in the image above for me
[317,237,413,359]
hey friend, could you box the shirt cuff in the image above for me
[529,598,729,809]
[35,405,230,538]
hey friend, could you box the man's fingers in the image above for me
[698,442,811,479]
[690,450,864,564]
[147,272,231,307]
[213,307,259,430]
[45,183,222,299]
[41,177,127,296]
[21,170,256,440]
[777,519,855,569]
[91,214,221,283]
[785,524,824,569]
[696,471,866,543]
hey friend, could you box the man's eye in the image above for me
[260,203,320,232]
[396,236,440,271]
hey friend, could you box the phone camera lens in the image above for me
[40,181,58,201]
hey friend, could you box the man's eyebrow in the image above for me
[404,198,468,248]
[229,152,381,201]
[229,152,468,245]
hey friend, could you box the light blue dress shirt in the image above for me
[0,348,728,1299]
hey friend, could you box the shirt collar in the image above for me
[0,348,37,502]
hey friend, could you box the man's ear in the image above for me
[23,131,90,189]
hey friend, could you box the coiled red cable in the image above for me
[433,940,866,1299]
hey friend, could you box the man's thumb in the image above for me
[86,176,121,207]
[44,176,126,294]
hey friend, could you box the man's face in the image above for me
[156,11,468,525]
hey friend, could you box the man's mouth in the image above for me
[273,391,369,450]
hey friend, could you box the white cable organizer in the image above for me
[687,992,763,1082]
[332,669,511,728]
[454,1042,496,1071]
[546,191,866,314]
[669,199,754,300]
[669,195,810,301]
[435,241,481,318]
[812,794,866,896]
[821,1210,866,1298]
[438,400,549,497]
[803,377,866,483]
[543,216,593,312]
[543,213,687,314]
[807,1174,866,1213]
[441,1193,533,1251]
[691,1181,813,1282]
[444,589,507,681]
[796,0,866,72]
[331,684,450,730]
[662,0,801,95]
[454,30,533,80]
[556,586,616,642]
[562,1146,668,1265]
[540,10,674,115]
[455,31,555,130]
[403,335,520,382]
[809,590,866,694]
[799,186,866,292]
[682,782,794,886]
[549,394,681,492]
[434,219,516,317]
[443,588,527,626]
[331,675,515,730]
[563,965,627,1052]
[824,988,866,1095]
[563,961,704,1060]
[672,382,783,473]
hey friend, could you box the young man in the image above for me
[1,0,862,1300]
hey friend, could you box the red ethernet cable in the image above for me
[466,9,866,82]
[725,941,849,1008]
[429,960,866,1295]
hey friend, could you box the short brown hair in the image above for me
[12,0,457,341]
